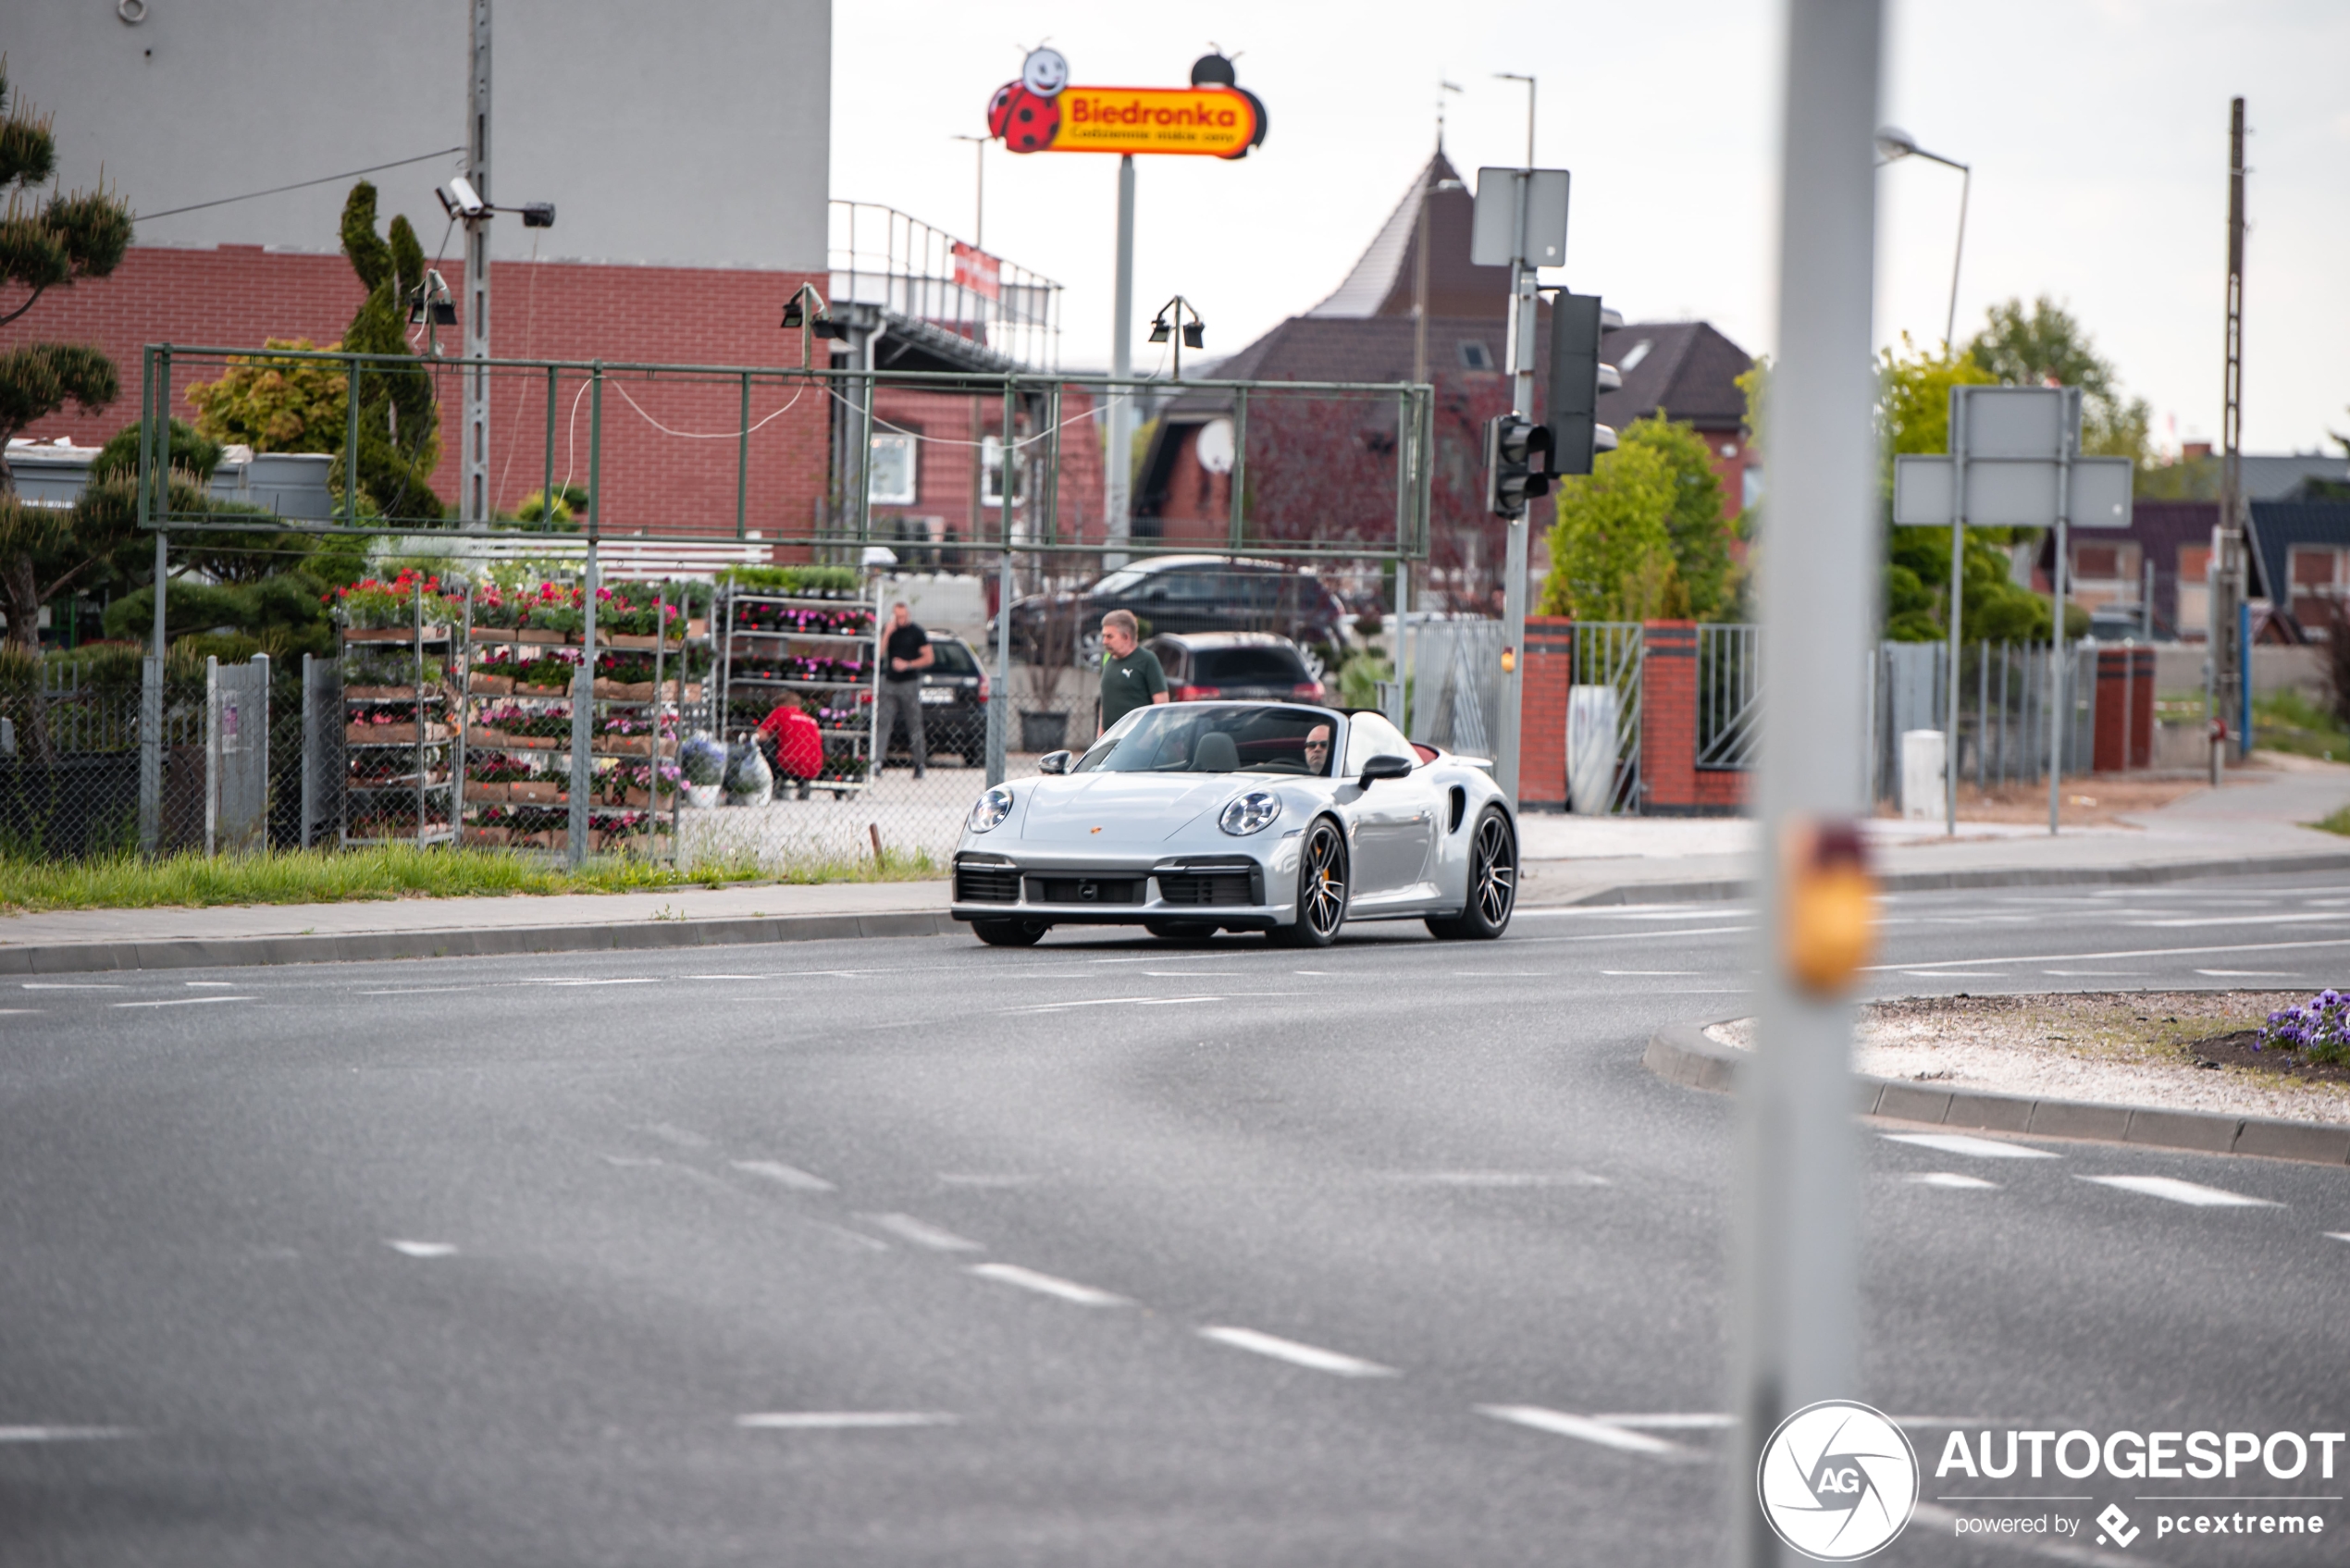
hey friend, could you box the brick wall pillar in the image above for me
[2093,645,2156,772]
[1518,616,1574,810]
[1639,621,1699,813]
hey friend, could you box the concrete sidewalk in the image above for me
[5,759,2347,972]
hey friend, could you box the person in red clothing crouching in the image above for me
[756,692,823,800]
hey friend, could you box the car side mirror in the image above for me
[1037,749,1072,775]
[1358,753,1414,787]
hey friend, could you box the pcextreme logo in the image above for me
[1757,1401,1922,1561]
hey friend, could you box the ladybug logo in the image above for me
[988,80,1061,154]
[1021,46,1069,97]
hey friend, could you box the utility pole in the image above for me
[1733,4,1882,1564]
[951,134,987,247]
[1105,154,1136,570]
[463,0,491,525]
[2214,96,2248,765]
[1493,74,1540,807]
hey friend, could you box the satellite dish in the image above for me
[1195,416,1236,475]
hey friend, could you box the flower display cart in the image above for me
[336,572,458,847]
[714,574,878,800]
[456,577,711,857]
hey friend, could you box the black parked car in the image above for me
[871,632,990,768]
[1145,632,1327,704]
[998,555,1348,662]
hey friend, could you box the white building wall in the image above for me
[7,0,830,272]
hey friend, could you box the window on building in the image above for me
[1456,340,1494,372]
[2176,543,2211,635]
[2288,545,2350,637]
[869,431,917,506]
[982,435,1025,505]
[2068,540,2141,610]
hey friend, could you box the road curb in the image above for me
[0,909,961,977]
[1642,1021,2350,1167]
[1566,848,2350,907]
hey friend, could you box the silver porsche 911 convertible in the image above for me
[948,701,1517,947]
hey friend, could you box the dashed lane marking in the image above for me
[1907,1172,2001,1191]
[111,995,254,1008]
[386,1241,458,1258]
[1591,1413,1734,1428]
[1197,1327,1395,1377]
[1376,1171,1611,1188]
[2326,1232,2350,1244]
[968,1263,1128,1307]
[731,1160,835,1191]
[2079,1175,2280,1208]
[861,1214,983,1252]
[2195,969,2302,978]
[1883,935,2350,972]
[1475,1405,1684,1454]
[737,1412,958,1430]
[1883,1133,2059,1161]
[520,977,659,986]
[21,982,122,990]
[0,1426,134,1442]
[183,981,240,987]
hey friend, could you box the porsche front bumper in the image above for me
[948,848,1285,929]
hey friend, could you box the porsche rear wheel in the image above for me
[972,918,1050,947]
[1144,920,1218,943]
[1272,818,1348,948]
[1427,808,1516,940]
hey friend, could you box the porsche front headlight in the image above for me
[968,785,1014,833]
[1218,791,1282,836]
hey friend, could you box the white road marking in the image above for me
[1001,996,1152,1015]
[1513,925,1755,945]
[21,982,122,989]
[1883,1133,2059,1161]
[1592,1413,1734,1429]
[1884,934,2350,971]
[1602,969,1704,976]
[1141,971,1252,977]
[111,995,254,1008]
[2129,911,2350,928]
[0,1426,133,1442]
[862,1214,983,1252]
[183,980,240,987]
[969,1263,1127,1306]
[685,974,775,981]
[1476,1405,1682,1454]
[1907,1172,2001,1191]
[1197,1326,1395,1377]
[1137,995,1224,1006]
[359,987,476,995]
[1901,971,2009,979]
[730,1160,835,1191]
[386,1241,458,1258]
[2326,1232,2350,1244]
[0,1008,43,1015]
[737,1412,958,1430]
[2080,1175,2279,1208]
[522,977,658,986]
[2195,969,2301,978]
[2042,969,2146,978]
[1378,1171,1611,1188]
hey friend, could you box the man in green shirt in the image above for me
[1097,609,1169,735]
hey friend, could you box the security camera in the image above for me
[439,176,487,219]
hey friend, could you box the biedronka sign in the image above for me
[987,48,1268,160]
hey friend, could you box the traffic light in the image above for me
[1546,291,1608,476]
[1485,413,1552,519]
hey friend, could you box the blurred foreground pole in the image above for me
[1732,2,1883,1564]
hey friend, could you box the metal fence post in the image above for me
[570,364,602,870]
[988,549,1009,785]
[300,652,316,849]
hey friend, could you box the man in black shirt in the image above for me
[877,601,934,778]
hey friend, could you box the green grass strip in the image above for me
[0,844,942,913]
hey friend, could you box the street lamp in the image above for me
[1148,296,1205,379]
[1874,125,1971,349]
[950,132,988,248]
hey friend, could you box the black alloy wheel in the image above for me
[972,918,1050,948]
[1427,808,1517,940]
[1272,818,1347,947]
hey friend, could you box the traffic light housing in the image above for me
[1547,291,1605,476]
[1485,413,1552,519]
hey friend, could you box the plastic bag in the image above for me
[723,738,773,805]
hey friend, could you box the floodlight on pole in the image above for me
[780,282,845,369]
[1151,295,1206,380]
[1874,124,1971,349]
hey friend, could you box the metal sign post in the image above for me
[1893,387,2129,835]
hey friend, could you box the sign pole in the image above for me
[1944,387,1967,836]
[1734,4,1881,1563]
[1495,173,1538,803]
[1105,154,1136,570]
[2048,389,2075,835]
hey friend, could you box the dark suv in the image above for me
[1146,632,1326,703]
[999,556,1348,661]
[870,632,989,768]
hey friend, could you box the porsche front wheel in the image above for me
[1427,808,1516,940]
[972,918,1050,947]
[1273,819,1348,948]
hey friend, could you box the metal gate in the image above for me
[1696,623,1761,769]
[205,655,270,856]
[1569,622,1643,813]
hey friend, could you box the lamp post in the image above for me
[1148,297,1206,381]
[1874,126,1971,350]
[950,133,987,247]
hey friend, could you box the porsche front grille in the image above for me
[1156,871,1255,906]
[954,866,1020,903]
[1025,876,1144,905]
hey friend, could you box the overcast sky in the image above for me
[834,1,2348,455]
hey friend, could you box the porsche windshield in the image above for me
[1073,705,1336,776]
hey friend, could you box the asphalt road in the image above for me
[6,872,2350,1565]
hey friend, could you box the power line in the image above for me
[134,147,466,223]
